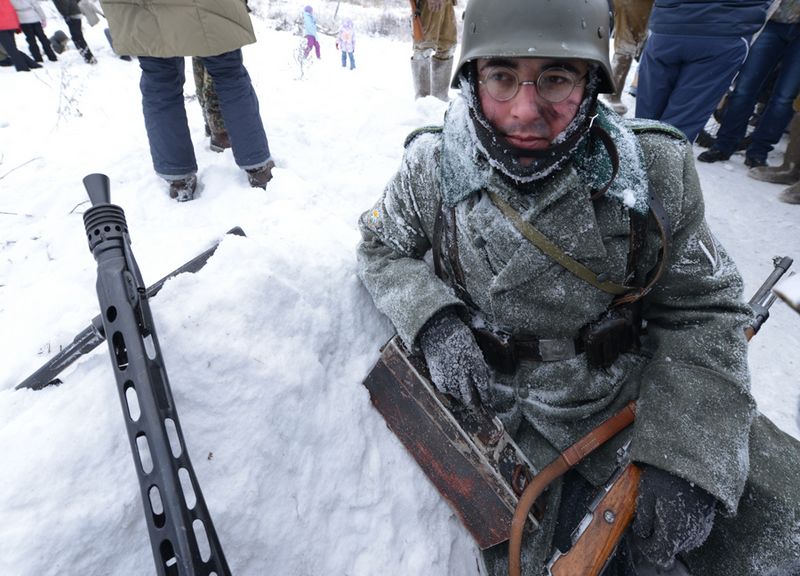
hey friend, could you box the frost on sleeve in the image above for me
[356,134,464,349]
[631,136,757,515]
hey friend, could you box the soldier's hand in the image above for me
[631,465,717,569]
[419,308,492,406]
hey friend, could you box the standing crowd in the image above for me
[606,0,799,204]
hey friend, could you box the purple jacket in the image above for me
[337,18,355,52]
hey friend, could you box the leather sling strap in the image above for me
[487,190,630,296]
[487,189,672,305]
[508,402,638,576]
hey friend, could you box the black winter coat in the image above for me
[51,0,79,18]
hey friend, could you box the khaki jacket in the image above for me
[98,0,255,57]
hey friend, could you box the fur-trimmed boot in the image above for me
[411,56,431,99]
[748,113,800,185]
[431,56,453,102]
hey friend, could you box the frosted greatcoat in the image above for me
[357,97,800,574]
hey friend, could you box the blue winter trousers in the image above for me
[713,21,800,162]
[139,50,271,179]
[341,51,355,69]
[635,33,749,143]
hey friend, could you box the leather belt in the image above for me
[472,327,584,373]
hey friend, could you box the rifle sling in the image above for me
[486,190,671,305]
[487,191,629,295]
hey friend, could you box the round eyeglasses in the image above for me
[478,66,587,103]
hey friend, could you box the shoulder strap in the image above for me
[487,191,631,295]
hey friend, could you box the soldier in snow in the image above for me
[357,0,800,574]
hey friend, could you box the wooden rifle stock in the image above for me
[547,462,640,576]
[409,0,423,42]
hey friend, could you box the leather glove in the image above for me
[631,465,717,569]
[419,308,492,406]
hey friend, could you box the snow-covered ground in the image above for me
[1,3,798,574]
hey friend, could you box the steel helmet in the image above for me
[453,0,615,93]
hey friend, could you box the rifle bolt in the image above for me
[603,510,616,524]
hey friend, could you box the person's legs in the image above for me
[635,32,681,123]
[609,0,653,113]
[20,24,42,62]
[65,17,87,50]
[712,23,787,156]
[745,23,800,163]
[138,56,197,179]
[200,50,271,171]
[66,17,96,63]
[33,23,57,61]
[348,51,355,69]
[648,35,748,142]
[313,36,320,59]
[0,30,35,71]
[303,35,313,58]
[341,50,346,67]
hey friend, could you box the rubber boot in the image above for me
[411,57,431,99]
[607,53,632,115]
[748,113,800,185]
[431,56,453,102]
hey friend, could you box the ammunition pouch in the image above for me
[471,302,641,373]
[581,302,641,369]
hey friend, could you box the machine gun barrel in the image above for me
[82,173,231,575]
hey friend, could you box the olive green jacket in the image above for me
[98,0,255,57]
[357,97,800,574]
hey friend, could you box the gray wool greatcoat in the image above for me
[357,97,800,575]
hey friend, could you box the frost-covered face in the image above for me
[476,57,589,164]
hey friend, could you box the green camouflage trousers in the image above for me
[192,57,225,134]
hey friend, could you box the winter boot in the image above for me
[44,43,58,62]
[246,160,275,189]
[748,113,800,185]
[210,130,232,153]
[778,180,800,204]
[168,174,198,202]
[607,53,632,115]
[431,56,454,102]
[411,56,431,99]
[80,47,97,64]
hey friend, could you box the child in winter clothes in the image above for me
[302,5,320,59]
[337,17,355,69]
[11,0,57,61]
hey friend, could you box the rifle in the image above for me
[15,226,246,391]
[510,255,795,576]
[409,0,423,42]
[81,173,230,575]
[745,255,793,339]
